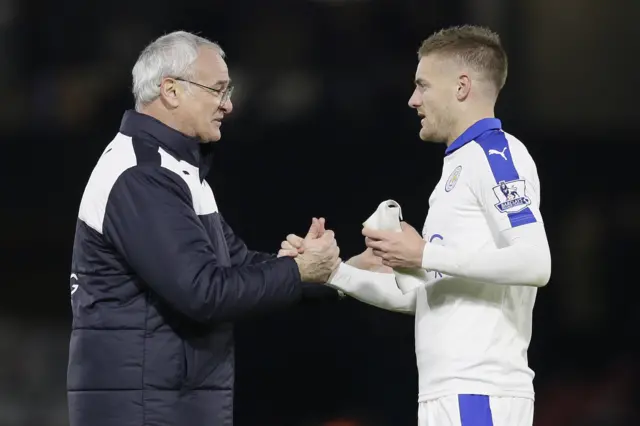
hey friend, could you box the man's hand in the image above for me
[362,222,426,269]
[277,218,325,258]
[294,230,341,282]
[278,217,340,282]
[282,230,391,273]
[285,239,390,273]
[345,247,393,273]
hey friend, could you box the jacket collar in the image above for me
[445,118,502,156]
[119,110,213,179]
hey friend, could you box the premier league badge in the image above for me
[492,179,531,213]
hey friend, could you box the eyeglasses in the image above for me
[174,77,234,105]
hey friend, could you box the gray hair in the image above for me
[132,31,224,111]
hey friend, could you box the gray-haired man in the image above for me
[67,31,340,426]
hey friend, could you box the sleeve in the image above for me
[102,166,304,323]
[473,137,542,233]
[218,215,277,265]
[420,138,551,287]
[327,263,417,314]
[421,222,551,286]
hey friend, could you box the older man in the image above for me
[67,31,340,426]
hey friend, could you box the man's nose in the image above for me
[219,99,233,114]
[408,89,421,108]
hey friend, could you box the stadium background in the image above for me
[1,0,638,424]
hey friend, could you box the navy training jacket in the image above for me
[68,110,328,426]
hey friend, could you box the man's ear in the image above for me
[160,78,181,107]
[456,74,471,101]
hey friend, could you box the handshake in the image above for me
[277,218,341,283]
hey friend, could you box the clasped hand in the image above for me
[278,218,341,282]
[361,221,426,269]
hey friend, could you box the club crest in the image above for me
[445,165,462,192]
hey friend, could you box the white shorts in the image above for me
[418,394,533,426]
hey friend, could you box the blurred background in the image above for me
[1,0,639,425]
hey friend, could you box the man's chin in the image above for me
[205,130,222,143]
[419,129,443,144]
[419,129,432,142]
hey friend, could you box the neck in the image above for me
[446,105,496,146]
[139,103,188,136]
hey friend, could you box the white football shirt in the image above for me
[415,118,545,401]
[327,118,550,403]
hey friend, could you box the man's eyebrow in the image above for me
[212,79,231,87]
[415,78,428,86]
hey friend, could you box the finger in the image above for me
[400,221,416,233]
[362,227,388,240]
[287,234,304,248]
[277,249,298,258]
[372,249,385,258]
[366,239,384,250]
[314,217,326,237]
[305,217,325,240]
[281,241,297,250]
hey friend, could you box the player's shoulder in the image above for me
[468,129,527,154]
[462,130,536,167]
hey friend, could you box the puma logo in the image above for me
[488,147,508,160]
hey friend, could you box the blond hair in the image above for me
[419,25,508,93]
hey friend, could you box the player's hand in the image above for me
[362,222,426,269]
[277,218,325,258]
[346,247,393,273]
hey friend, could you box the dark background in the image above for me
[1,0,639,425]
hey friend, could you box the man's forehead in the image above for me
[195,47,229,81]
[416,55,439,74]
[416,54,458,78]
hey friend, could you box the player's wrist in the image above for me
[421,241,431,270]
[413,239,427,268]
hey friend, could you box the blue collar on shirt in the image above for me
[445,118,502,156]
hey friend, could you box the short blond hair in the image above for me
[418,25,508,93]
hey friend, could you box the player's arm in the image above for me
[281,236,418,312]
[422,142,550,287]
[326,263,417,314]
[421,223,550,286]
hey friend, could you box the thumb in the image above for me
[400,221,415,232]
[305,217,326,240]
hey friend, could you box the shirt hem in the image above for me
[417,388,534,403]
